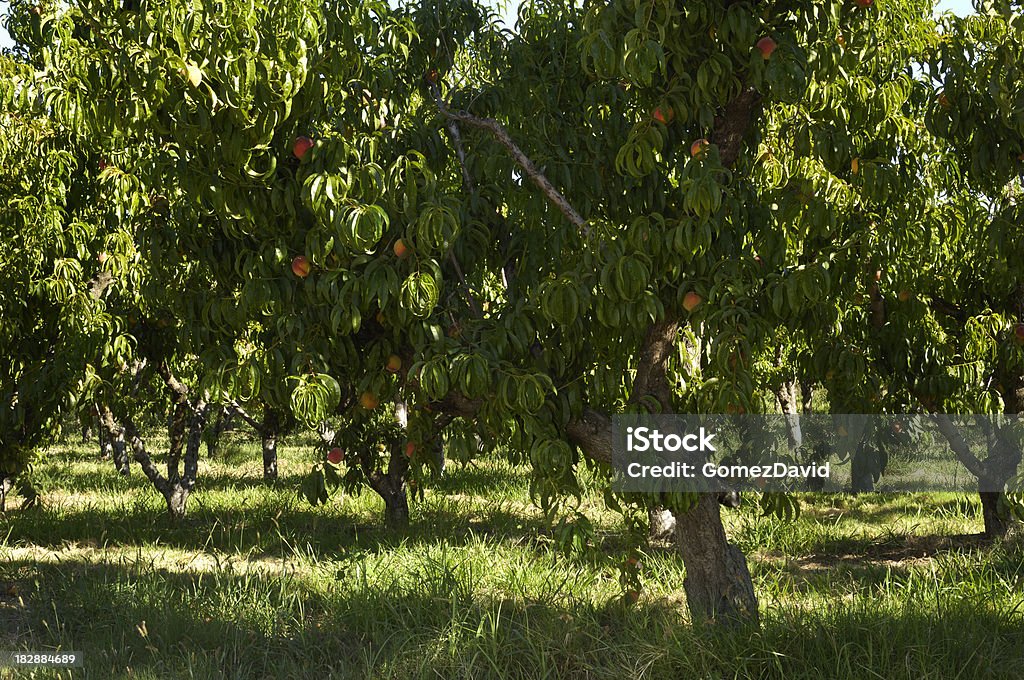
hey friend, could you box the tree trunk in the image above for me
[98,419,112,460]
[980,368,1024,538]
[850,440,876,492]
[364,443,411,532]
[119,361,212,520]
[171,396,211,519]
[207,407,225,458]
[261,407,279,482]
[0,476,10,512]
[673,495,759,626]
[799,380,814,414]
[775,380,802,450]
[112,426,129,476]
[166,403,188,480]
[980,491,1011,538]
[165,485,189,519]
[648,507,676,541]
[382,485,411,532]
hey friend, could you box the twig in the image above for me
[439,116,486,317]
[447,251,481,317]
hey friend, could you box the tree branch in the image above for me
[447,251,482,318]
[710,87,763,168]
[928,294,967,325]
[431,86,589,236]
[446,119,475,194]
[931,414,986,479]
[229,400,265,435]
[155,360,189,402]
[100,404,170,496]
[629,319,681,412]
[434,118,483,317]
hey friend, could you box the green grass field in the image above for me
[2,434,1023,679]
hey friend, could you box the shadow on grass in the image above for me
[798,492,982,524]
[3,556,1023,679]
[34,455,531,498]
[0,491,569,564]
[430,461,533,496]
[31,465,309,495]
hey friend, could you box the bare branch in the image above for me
[431,86,589,236]
[447,251,482,317]
[446,120,475,194]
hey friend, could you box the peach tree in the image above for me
[8,0,1016,625]
[843,3,1024,537]
[0,53,121,508]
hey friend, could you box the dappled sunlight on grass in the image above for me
[1,440,1022,678]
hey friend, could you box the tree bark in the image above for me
[111,423,129,476]
[0,476,10,512]
[799,380,814,414]
[361,440,412,532]
[775,380,802,450]
[381,483,411,532]
[673,495,759,625]
[98,420,113,460]
[166,484,189,519]
[983,369,1024,538]
[980,491,1011,538]
[648,507,676,541]
[261,407,280,482]
[933,414,1019,538]
[206,407,225,458]
[163,396,210,520]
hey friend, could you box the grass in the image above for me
[1,433,1023,679]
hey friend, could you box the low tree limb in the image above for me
[931,414,986,479]
[229,400,265,434]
